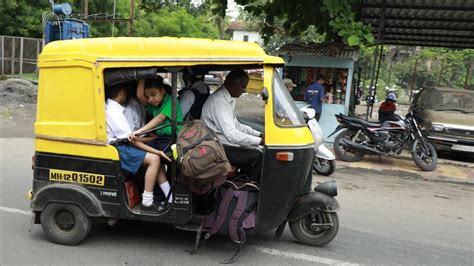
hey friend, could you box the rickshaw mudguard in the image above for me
[256,145,314,231]
[30,183,105,217]
[286,191,340,222]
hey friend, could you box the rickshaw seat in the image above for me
[125,179,140,208]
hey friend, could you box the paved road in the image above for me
[1,138,473,265]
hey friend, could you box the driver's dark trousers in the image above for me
[223,145,262,183]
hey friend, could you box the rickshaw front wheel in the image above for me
[289,212,339,247]
[40,203,92,246]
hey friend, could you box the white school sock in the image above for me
[159,181,173,203]
[142,191,154,207]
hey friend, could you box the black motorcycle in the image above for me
[329,109,438,171]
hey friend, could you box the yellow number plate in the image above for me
[49,169,105,187]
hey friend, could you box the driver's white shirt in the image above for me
[201,86,261,147]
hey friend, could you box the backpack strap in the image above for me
[180,133,213,155]
[207,188,235,236]
[228,190,249,243]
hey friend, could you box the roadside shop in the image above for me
[277,42,359,141]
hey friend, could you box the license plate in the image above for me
[451,144,474,152]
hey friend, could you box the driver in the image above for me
[201,68,264,183]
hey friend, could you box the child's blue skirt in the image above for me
[115,144,146,175]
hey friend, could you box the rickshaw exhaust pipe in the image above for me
[314,181,337,197]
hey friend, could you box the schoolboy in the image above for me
[105,83,172,213]
[130,79,183,151]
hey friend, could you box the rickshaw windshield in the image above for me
[273,70,306,127]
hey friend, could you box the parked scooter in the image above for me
[299,105,336,176]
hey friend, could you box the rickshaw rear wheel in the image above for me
[289,212,339,246]
[40,203,92,246]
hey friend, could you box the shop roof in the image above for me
[361,0,474,49]
[276,42,360,61]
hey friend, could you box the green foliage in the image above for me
[134,5,218,38]
[1,1,218,39]
[213,0,374,47]
[239,9,325,53]
[358,46,473,103]
[322,0,373,46]
[0,0,50,38]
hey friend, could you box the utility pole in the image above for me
[465,61,472,90]
[111,0,117,36]
[83,0,88,19]
[437,57,445,86]
[128,0,135,37]
[409,58,419,103]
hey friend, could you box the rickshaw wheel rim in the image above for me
[299,216,326,238]
[53,210,75,232]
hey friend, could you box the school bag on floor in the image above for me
[192,179,259,263]
[176,120,231,195]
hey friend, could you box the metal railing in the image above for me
[1,35,44,75]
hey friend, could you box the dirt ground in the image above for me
[0,79,37,137]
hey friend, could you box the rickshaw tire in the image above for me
[40,203,92,246]
[289,212,339,247]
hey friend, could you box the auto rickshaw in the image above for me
[29,37,339,247]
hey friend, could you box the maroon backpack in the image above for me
[192,179,259,263]
[176,120,231,195]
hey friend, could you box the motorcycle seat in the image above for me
[344,116,382,128]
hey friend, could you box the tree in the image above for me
[134,5,219,38]
[210,0,374,47]
[1,0,51,38]
[239,10,325,52]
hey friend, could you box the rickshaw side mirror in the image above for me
[261,87,269,103]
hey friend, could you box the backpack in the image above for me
[176,120,231,195]
[179,87,210,120]
[192,179,259,263]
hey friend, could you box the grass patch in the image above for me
[1,73,38,82]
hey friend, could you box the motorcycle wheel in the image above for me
[313,158,336,176]
[333,130,364,162]
[289,212,339,247]
[411,140,438,171]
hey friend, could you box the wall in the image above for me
[231,30,262,44]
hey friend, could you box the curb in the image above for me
[324,143,474,169]
[393,153,474,169]
[336,162,474,186]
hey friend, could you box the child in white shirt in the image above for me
[105,83,172,213]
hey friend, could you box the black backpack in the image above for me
[179,86,210,120]
[191,178,259,263]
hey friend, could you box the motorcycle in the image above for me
[329,108,438,171]
[299,105,336,176]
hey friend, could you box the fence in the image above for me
[1,35,44,75]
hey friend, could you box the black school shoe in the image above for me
[140,201,171,215]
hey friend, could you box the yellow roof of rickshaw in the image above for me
[39,37,285,65]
